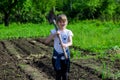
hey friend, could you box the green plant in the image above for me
[71,49,81,59]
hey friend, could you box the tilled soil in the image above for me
[0,38,120,80]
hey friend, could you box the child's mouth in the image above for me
[61,24,65,27]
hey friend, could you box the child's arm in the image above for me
[45,31,59,44]
[45,34,54,44]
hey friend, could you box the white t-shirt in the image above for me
[51,29,73,54]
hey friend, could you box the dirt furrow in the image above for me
[28,38,53,55]
[0,41,29,80]
[3,40,53,80]
[72,59,116,80]
[1,38,119,80]
[11,39,31,55]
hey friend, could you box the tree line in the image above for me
[0,0,120,26]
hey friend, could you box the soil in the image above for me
[0,38,120,80]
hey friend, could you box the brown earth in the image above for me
[0,38,120,80]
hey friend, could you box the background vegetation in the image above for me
[0,0,120,26]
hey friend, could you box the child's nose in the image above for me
[61,22,65,24]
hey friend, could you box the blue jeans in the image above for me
[52,49,70,80]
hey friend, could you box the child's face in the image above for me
[57,20,67,30]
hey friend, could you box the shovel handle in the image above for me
[53,20,68,59]
[58,35,68,59]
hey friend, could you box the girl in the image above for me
[45,14,73,80]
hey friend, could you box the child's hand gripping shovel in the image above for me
[47,8,68,59]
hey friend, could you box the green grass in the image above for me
[68,20,120,53]
[0,20,120,54]
[0,23,52,40]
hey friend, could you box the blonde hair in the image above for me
[56,14,68,23]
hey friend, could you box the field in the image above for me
[0,21,120,80]
[0,38,120,80]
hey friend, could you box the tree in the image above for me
[0,0,25,26]
[15,0,56,23]
[31,0,56,23]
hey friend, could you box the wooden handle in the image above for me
[58,35,68,59]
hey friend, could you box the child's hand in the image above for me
[52,31,60,37]
[56,31,60,35]
[61,43,68,48]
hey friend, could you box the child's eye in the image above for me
[60,20,66,23]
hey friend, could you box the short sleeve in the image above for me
[68,30,73,37]
[50,29,56,34]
